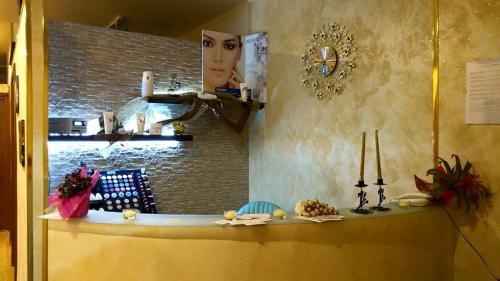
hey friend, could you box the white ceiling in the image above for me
[46,0,246,37]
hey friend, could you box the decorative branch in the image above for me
[157,97,203,126]
[147,93,261,135]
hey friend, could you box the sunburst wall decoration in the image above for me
[300,22,356,101]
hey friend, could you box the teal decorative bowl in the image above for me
[237,201,282,215]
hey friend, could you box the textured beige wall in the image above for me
[12,2,48,280]
[440,0,500,279]
[12,5,28,281]
[249,0,433,211]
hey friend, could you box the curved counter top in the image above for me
[41,204,436,239]
[41,203,430,227]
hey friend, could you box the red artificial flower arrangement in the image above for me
[414,154,490,212]
[48,165,100,219]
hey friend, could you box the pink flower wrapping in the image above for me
[47,167,100,220]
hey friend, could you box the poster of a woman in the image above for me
[202,30,244,94]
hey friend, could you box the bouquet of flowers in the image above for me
[48,165,100,219]
[414,154,490,212]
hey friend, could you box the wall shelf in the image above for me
[144,94,197,104]
[145,93,264,142]
[48,134,193,142]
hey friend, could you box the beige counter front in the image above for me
[43,206,457,281]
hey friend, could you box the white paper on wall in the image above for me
[465,58,500,124]
[244,33,268,103]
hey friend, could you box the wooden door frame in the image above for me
[0,83,17,276]
[10,75,18,280]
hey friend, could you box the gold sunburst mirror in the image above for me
[300,22,356,101]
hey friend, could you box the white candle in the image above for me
[136,112,145,134]
[103,112,114,134]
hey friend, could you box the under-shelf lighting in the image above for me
[120,140,179,149]
[48,139,180,155]
[48,141,110,153]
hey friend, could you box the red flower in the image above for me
[415,155,490,213]
[441,189,455,203]
[414,175,432,192]
[459,172,480,189]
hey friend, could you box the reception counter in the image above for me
[42,205,457,281]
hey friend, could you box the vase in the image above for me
[47,167,100,220]
[54,189,92,220]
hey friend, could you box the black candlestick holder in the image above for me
[370,178,391,211]
[351,180,372,214]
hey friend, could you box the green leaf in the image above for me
[462,161,472,175]
[426,168,437,176]
[439,157,453,175]
[453,154,463,175]
[436,185,447,192]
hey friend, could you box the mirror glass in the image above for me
[46,0,251,215]
[315,46,337,77]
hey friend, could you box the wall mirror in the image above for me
[45,0,252,215]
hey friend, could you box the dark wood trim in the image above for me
[144,93,197,104]
[0,84,17,273]
[10,79,17,275]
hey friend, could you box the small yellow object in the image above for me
[273,209,286,219]
[122,209,137,220]
[172,121,185,135]
[399,200,410,208]
[224,210,237,220]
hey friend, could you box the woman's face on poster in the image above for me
[203,30,241,91]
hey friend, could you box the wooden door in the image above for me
[0,88,17,272]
